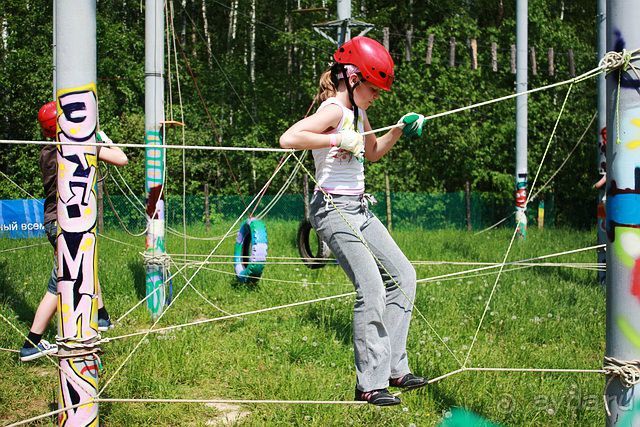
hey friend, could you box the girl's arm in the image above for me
[279,104,343,150]
[363,115,403,162]
[98,145,128,166]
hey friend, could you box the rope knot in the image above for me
[142,251,172,268]
[599,49,640,73]
[602,356,640,416]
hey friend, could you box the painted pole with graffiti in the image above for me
[55,1,100,424]
[597,0,607,287]
[604,0,640,424]
[144,0,167,319]
[515,0,528,239]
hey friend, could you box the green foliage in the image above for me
[0,0,600,227]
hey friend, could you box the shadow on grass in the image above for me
[0,260,37,325]
[127,260,146,300]
[530,265,601,289]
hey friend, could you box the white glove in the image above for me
[337,129,365,162]
[96,130,113,144]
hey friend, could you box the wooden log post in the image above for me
[470,38,478,70]
[449,37,456,67]
[567,48,575,77]
[510,44,516,73]
[405,29,412,62]
[548,47,555,76]
[530,46,537,76]
[383,27,389,51]
[465,180,472,231]
[385,172,392,232]
[204,182,210,231]
[426,34,434,65]
[491,42,498,72]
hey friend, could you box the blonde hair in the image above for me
[315,69,337,103]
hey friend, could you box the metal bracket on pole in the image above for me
[312,18,374,46]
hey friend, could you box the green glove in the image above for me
[397,112,425,138]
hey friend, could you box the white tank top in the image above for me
[312,97,365,195]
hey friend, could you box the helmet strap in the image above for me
[341,67,359,130]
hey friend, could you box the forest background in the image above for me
[0,0,601,228]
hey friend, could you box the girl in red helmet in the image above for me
[280,36,426,406]
[19,101,128,362]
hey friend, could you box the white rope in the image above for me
[96,397,365,405]
[0,242,49,253]
[603,357,640,416]
[97,153,294,396]
[142,251,172,268]
[5,402,92,427]
[0,139,295,152]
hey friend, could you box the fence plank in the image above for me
[491,42,498,72]
[426,33,434,65]
[470,38,478,70]
[383,27,389,51]
[530,46,537,76]
[449,37,456,67]
[568,48,575,77]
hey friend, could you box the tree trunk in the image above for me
[201,0,212,66]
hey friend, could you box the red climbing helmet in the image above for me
[38,101,57,138]
[333,36,395,91]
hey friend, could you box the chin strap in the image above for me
[340,67,360,130]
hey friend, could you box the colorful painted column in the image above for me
[144,0,166,320]
[604,1,640,424]
[55,1,100,425]
[597,0,608,287]
[515,0,528,239]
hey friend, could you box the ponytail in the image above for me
[315,68,337,103]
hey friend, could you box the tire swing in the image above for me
[297,219,332,269]
[234,218,268,283]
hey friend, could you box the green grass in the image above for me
[0,222,605,426]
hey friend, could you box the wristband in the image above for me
[329,134,338,147]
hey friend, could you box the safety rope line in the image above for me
[101,291,355,343]
[97,153,294,397]
[463,83,575,368]
[416,244,604,283]
[5,402,91,427]
[0,242,49,253]
[183,263,346,286]
[289,152,463,367]
[96,397,365,405]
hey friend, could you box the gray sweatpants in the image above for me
[309,192,417,392]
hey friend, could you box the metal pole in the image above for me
[337,0,351,45]
[597,0,607,287]
[604,0,640,423]
[55,1,100,425]
[515,0,528,239]
[145,0,166,320]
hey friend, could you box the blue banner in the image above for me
[0,199,46,239]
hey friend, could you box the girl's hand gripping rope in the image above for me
[397,112,425,139]
[96,130,113,144]
[335,129,365,163]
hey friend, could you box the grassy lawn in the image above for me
[0,222,605,426]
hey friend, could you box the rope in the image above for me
[142,251,172,268]
[0,242,49,253]
[96,397,365,405]
[0,139,295,152]
[603,357,640,416]
[97,153,294,397]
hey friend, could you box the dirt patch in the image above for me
[204,402,250,426]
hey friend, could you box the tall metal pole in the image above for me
[55,1,100,424]
[337,0,351,45]
[604,0,640,424]
[145,0,167,320]
[596,0,607,287]
[514,0,528,239]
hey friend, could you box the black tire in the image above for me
[297,219,331,269]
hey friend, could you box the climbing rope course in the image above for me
[1,33,638,425]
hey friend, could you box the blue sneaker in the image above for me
[19,339,58,362]
[98,317,114,332]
